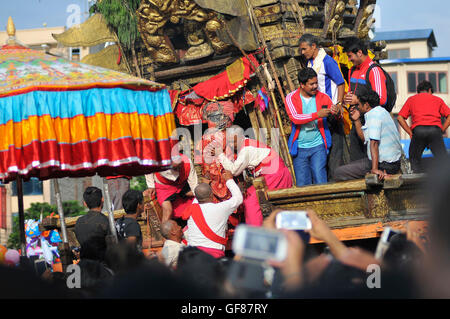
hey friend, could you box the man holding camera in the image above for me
[285,67,340,186]
[183,170,243,258]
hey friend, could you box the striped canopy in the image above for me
[0,43,176,182]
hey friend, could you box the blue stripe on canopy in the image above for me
[0,88,172,125]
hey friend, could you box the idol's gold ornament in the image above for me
[137,0,231,64]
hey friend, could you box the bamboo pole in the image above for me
[53,179,68,244]
[16,176,26,256]
[243,0,296,184]
[224,17,296,184]
[102,178,119,244]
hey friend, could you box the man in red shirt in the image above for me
[343,37,388,162]
[398,80,450,173]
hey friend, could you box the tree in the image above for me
[130,175,147,192]
[91,0,142,76]
[7,201,87,249]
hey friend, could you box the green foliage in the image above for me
[130,175,148,192]
[92,0,141,49]
[6,201,87,249]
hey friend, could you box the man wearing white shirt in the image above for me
[160,219,186,268]
[183,170,243,258]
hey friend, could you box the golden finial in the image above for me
[7,16,16,37]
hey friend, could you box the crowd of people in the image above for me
[0,158,449,299]
[1,35,449,301]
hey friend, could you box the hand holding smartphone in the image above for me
[232,225,287,262]
[275,210,312,230]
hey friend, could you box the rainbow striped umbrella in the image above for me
[0,18,176,256]
[0,39,176,182]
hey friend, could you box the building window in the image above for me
[11,178,43,196]
[407,72,448,93]
[389,72,398,93]
[388,49,410,59]
[70,48,81,62]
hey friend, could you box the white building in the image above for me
[373,29,450,139]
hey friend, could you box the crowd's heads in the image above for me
[419,159,450,297]
[122,189,144,215]
[417,80,434,94]
[382,233,424,275]
[83,186,103,209]
[427,160,450,262]
[176,247,228,298]
[194,183,214,204]
[343,37,369,66]
[105,241,146,275]
[355,86,380,111]
[298,67,319,96]
[299,33,320,60]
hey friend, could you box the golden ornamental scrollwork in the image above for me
[357,4,376,39]
[137,0,231,64]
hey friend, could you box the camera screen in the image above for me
[243,231,279,255]
[280,213,309,229]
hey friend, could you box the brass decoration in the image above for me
[6,16,15,37]
[366,190,390,218]
[137,0,231,64]
[322,0,347,41]
[205,17,232,54]
[357,4,376,39]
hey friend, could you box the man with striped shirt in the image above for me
[333,88,402,181]
[343,37,388,162]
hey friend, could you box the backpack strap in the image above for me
[190,204,227,246]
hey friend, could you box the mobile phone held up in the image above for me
[276,210,312,231]
[374,227,404,260]
[322,105,328,109]
[232,225,287,262]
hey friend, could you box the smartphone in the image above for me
[232,225,287,262]
[276,210,312,230]
[34,259,49,277]
[374,227,402,260]
[321,105,328,109]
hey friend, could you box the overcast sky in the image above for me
[1,0,450,57]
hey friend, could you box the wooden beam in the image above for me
[154,56,239,81]
[310,220,428,244]
[267,179,368,200]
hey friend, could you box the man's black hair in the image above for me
[343,36,368,55]
[298,67,318,85]
[299,33,319,46]
[83,186,103,209]
[122,189,143,214]
[417,80,434,93]
[356,86,380,108]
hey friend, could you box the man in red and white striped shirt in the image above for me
[343,37,388,162]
